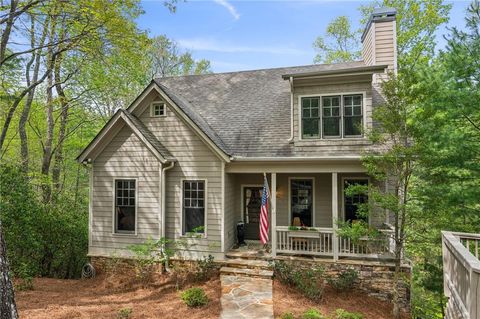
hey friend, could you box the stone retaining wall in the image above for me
[275,257,411,313]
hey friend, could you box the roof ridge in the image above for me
[154,60,365,81]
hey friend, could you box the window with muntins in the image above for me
[301,97,320,138]
[343,95,363,136]
[343,179,368,223]
[322,96,341,137]
[301,94,364,139]
[151,102,165,117]
[183,180,205,235]
[114,179,136,233]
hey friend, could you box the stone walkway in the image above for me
[220,275,274,319]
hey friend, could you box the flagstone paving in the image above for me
[220,275,274,319]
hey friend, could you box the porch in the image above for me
[224,164,396,261]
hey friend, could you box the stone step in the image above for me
[217,258,272,270]
[220,266,273,279]
[225,250,272,261]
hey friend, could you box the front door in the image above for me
[243,186,263,240]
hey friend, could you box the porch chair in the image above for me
[291,217,308,251]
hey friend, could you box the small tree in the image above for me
[361,73,419,318]
[312,16,361,64]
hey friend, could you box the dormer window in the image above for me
[151,102,166,117]
[301,93,364,139]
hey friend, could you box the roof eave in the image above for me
[281,64,388,80]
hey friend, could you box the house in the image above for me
[78,8,400,264]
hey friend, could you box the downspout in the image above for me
[160,161,174,271]
[287,76,294,143]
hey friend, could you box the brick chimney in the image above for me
[361,8,397,73]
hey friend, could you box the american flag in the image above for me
[260,174,270,245]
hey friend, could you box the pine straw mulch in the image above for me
[273,279,410,319]
[16,271,221,319]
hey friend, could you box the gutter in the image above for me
[161,161,175,239]
[160,161,174,272]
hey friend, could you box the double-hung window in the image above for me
[114,179,136,234]
[322,96,341,138]
[301,94,364,139]
[301,97,320,138]
[343,95,363,137]
[183,180,206,235]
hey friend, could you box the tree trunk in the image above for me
[0,0,19,64]
[0,221,18,319]
[19,14,49,172]
[51,62,69,194]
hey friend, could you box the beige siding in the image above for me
[374,20,395,70]
[90,125,160,254]
[292,82,374,150]
[137,91,224,258]
[362,23,375,65]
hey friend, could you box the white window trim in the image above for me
[112,177,138,236]
[150,101,166,117]
[180,178,208,238]
[240,184,264,223]
[298,92,367,141]
[340,176,371,225]
[287,177,316,227]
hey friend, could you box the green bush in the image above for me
[117,307,132,319]
[333,309,363,319]
[327,268,358,291]
[280,312,295,319]
[181,287,208,307]
[0,164,88,279]
[302,308,324,319]
[195,254,216,281]
[274,261,325,301]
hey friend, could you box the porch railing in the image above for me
[442,231,480,319]
[275,226,395,260]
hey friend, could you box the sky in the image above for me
[137,0,472,73]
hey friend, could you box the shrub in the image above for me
[302,308,324,319]
[327,268,358,291]
[181,287,208,307]
[128,237,188,282]
[117,307,132,319]
[280,312,295,319]
[195,254,216,281]
[274,261,325,301]
[333,309,364,319]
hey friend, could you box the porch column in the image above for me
[271,172,277,257]
[332,172,339,261]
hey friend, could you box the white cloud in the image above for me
[177,37,310,55]
[213,0,240,20]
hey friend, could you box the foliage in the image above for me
[327,268,359,291]
[336,221,381,244]
[274,261,325,301]
[359,0,451,72]
[288,226,316,231]
[302,308,324,319]
[195,255,217,281]
[117,307,133,319]
[280,312,295,319]
[313,16,361,64]
[333,309,364,319]
[0,164,88,279]
[180,287,208,307]
[128,237,187,281]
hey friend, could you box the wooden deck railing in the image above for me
[275,226,395,260]
[442,231,480,319]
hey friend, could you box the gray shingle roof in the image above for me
[122,110,176,161]
[154,61,366,157]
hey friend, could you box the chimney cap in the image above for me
[361,7,397,42]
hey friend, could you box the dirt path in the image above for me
[16,276,221,319]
